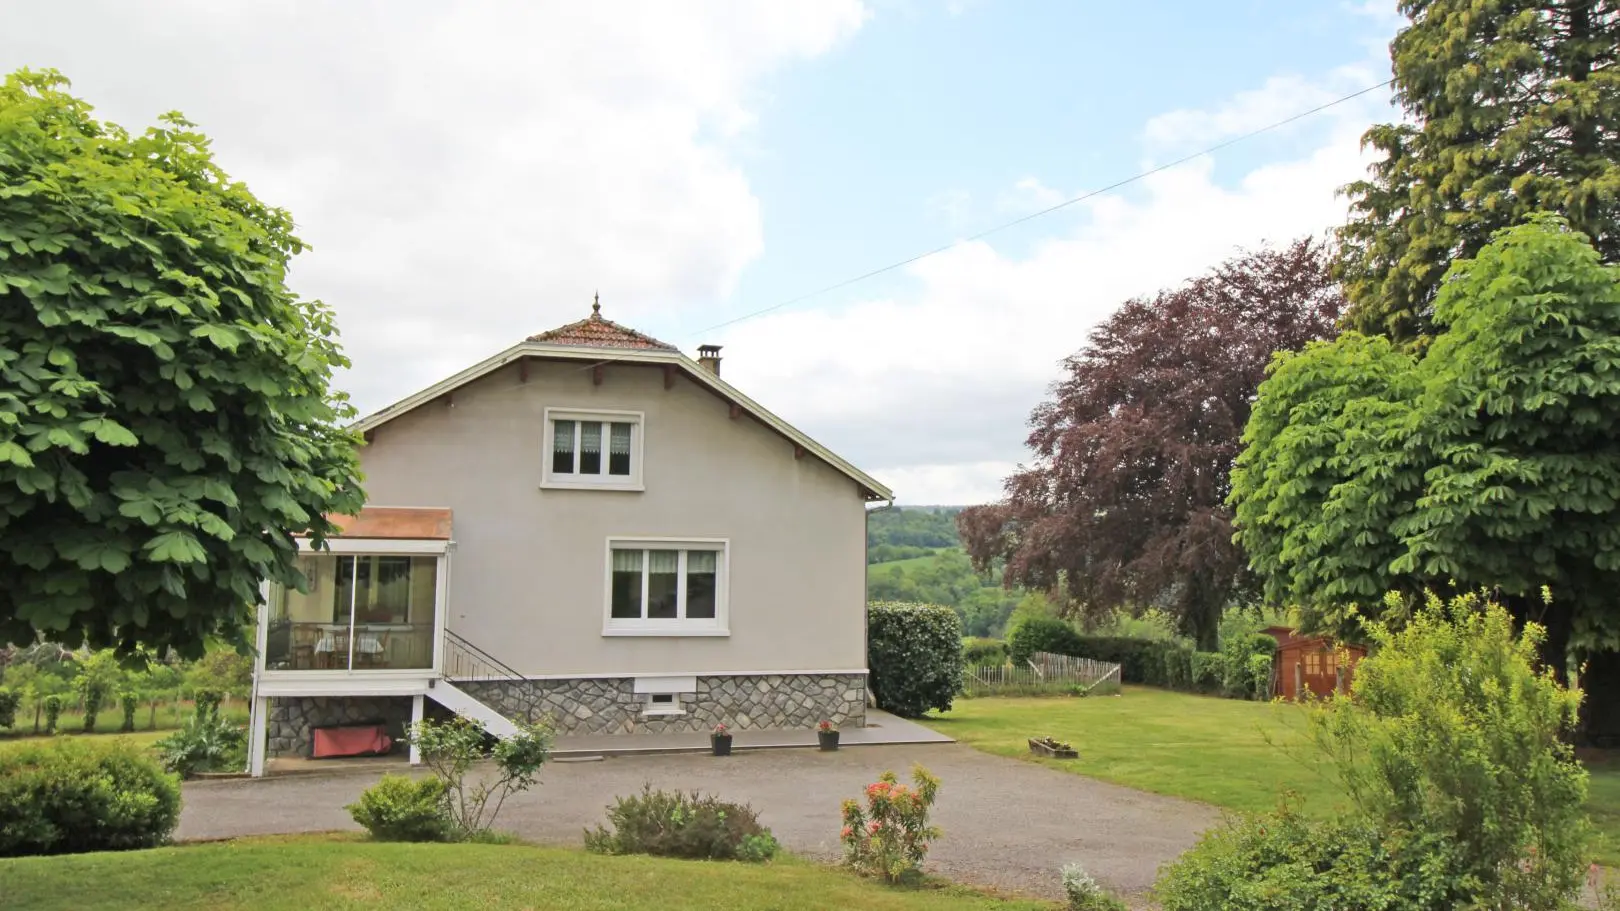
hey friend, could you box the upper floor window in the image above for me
[543,408,643,491]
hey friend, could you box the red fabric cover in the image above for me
[312,724,393,758]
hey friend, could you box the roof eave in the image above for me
[349,342,894,502]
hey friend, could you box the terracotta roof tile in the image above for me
[526,298,677,351]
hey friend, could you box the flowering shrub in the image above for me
[712,723,729,736]
[839,764,941,883]
[818,720,835,733]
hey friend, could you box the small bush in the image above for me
[840,764,941,884]
[0,689,18,730]
[192,689,223,722]
[585,785,777,861]
[1007,617,1085,665]
[1219,633,1276,700]
[155,713,246,779]
[0,738,181,856]
[347,774,450,842]
[962,637,1008,667]
[410,717,552,837]
[1063,862,1128,911]
[42,695,61,734]
[78,678,107,733]
[867,602,964,718]
[1156,806,1457,910]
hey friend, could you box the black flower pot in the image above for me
[818,730,840,751]
[710,733,733,756]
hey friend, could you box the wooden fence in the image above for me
[964,651,1123,697]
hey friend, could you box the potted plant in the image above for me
[817,720,840,751]
[710,723,732,757]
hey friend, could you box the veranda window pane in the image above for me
[611,549,643,619]
[552,420,576,474]
[647,550,678,619]
[685,550,717,620]
[580,422,602,474]
[608,422,632,476]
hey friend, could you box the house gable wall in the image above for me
[355,359,868,678]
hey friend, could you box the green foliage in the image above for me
[118,690,137,732]
[584,785,778,862]
[1156,806,1459,911]
[0,688,16,729]
[346,774,451,843]
[155,712,246,778]
[839,764,942,884]
[867,548,1023,638]
[866,602,965,718]
[1234,219,1620,661]
[0,69,365,656]
[1312,592,1589,906]
[1218,634,1275,701]
[76,676,106,733]
[962,637,1008,667]
[191,689,222,722]
[1189,652,1222,692]
[1156,593,1592,909]
[1337,1,1620,342]
[0,737,180,856]
[868,507,961,550]
[42,693,60,733]
[409,717,552,838]
[185,649,254,697]
[1006,617,1085,666]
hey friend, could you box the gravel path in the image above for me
[178,743,1216,904]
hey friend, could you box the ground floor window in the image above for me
[605,540,727,635]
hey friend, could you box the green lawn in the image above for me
[2,703,249,742]
[868,549,952,578]
[928,688,1620,865]
[0,834,1056,911]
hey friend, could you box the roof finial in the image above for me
[592,291,601,316]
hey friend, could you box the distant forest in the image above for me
[866,507,1030,639]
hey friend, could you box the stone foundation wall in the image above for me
[458,673,867,735]
[266,696,415,758]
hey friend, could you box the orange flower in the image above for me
[840,826,853,838]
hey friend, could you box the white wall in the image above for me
[356,359,870,677]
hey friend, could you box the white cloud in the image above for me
[0,1,868,407]
[996,177,1066,213]
[1142,66,1382,154]
[717,77,1390,504]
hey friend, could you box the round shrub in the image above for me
[347,774,450,842]
[0,738,181,856]
[868,601,964,718]
[1006,616,1085,665]
[585,785,778,861]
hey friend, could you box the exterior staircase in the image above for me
[429,630,528,738]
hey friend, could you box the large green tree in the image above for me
[1338,0,1620,342]
[1232,217,1620,735]
[0,70,364,657]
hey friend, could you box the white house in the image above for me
[246,301,892,774]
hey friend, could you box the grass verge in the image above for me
[927,687,1620,865]
[0,833,1056,911]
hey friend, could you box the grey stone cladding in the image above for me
[266,696,414,758]
[457,673,867,735]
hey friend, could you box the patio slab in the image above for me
[552,708,952,757]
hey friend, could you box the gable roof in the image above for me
[352,303,893,501]
[526,296,678,351]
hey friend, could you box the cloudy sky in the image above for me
[3,1,1402,505]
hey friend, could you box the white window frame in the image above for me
[602,537,729,637]
[542,408,644,491]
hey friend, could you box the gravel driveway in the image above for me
[178,743,1216,904]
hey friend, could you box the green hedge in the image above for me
[1007,617,1085,665]
[0,738,181,856]
[1003,619,1276,701]
[962,638,1008,667]
[0,689,17,730]
[868,601,964,718]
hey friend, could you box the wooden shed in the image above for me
[1264,626,1367,702]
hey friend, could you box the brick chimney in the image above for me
[697,344,722,377]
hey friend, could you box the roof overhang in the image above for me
[350,343,894,501]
